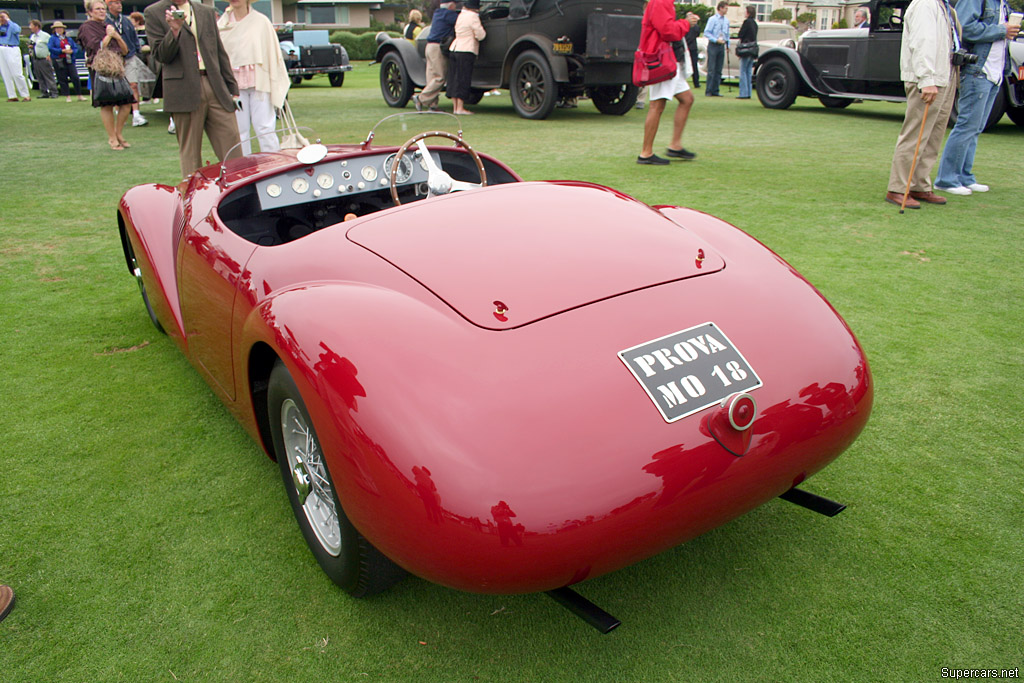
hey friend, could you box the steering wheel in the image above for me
[389,131,488,206]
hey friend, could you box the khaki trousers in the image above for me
[419,42,448,108]
[172,73,242,179]
[887,79,957,194]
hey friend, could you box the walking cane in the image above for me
[725,43,733,93]
[899,100,931,214]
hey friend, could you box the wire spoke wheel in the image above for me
[280,398,341,556]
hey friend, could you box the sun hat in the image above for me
[52,20,67,29]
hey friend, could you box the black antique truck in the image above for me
[375,0,643,119]
[755,0,1024,129]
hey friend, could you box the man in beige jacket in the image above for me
[885,0,960,208]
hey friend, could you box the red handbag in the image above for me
[632,41,677,87]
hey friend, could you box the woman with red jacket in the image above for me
[637,2,700,165]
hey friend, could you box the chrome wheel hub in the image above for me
[280,398,342,556]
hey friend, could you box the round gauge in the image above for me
[317,172,334,189]
[360,164,378,182]
[291,176,309,194]
[384,153,414,184]
[266,183,282,198]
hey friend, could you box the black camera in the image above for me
[951,48,979,66]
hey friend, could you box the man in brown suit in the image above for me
[145,0,241,179]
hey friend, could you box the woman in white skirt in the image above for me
[218,0,290,155]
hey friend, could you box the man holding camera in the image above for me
[933,0,1019,195]
[885,0,961,208]
[145,0,241,179]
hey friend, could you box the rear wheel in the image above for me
[819,95,852,108]
[587,84,639,115]
[268,362,405,596]
[510,50,557,120]
[1006,103,1024,127]
[291,75,302,85]
[328,72,345,87]
[380,51,413,108]
[948,89,1007,132]
[756,59,798,109]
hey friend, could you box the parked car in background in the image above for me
[278,27,351,87]
[23,20,88,90]
[375,0,643,119]
[754,0,1024,130]
[696,21,797,81]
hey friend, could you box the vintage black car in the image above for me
[375,0,642,119]
[278,27,351,87]
[755,0,1024,129]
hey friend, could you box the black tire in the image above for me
[463,88,485,105]
[1006,103,1024,127]
[756,59,798,110]
[291,75,303,86]
[124,235,166,334]
[587,84,640,115]
[948,90,1007,132]
[268,362,406,596]
[510,50,558,120]
[380,51,413,108]
[328,72,345,88]
[819,95,852,109]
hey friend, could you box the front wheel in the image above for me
[124,235,165,334]
[510,50,558,120]
[380,51,413,108]
[756,59,798,109]
[328,72,345,87]
[587,84,639,115]
[291,75,303,86]
[268,362,405,596]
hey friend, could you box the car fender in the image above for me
[756,46,828,97]
[374,38,426,86]
[505,34,570,83]
[117,184,187,341]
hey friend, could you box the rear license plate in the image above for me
[618,322,762,423]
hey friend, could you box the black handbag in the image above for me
[736,41,759,58]
[92,74,134,106]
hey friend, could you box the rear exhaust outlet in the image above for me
[546,587,621,633]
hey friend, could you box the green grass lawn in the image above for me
[1,64,1021,681]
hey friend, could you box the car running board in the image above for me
[779,486,846,517]
[546,586,621,634]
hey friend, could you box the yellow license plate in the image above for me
[552,42,573,55]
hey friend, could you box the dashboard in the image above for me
[254,150,441,211]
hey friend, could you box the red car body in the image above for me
[118,131,871,597]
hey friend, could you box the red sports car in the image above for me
[117,114,871,631]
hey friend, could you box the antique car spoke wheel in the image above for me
[281,398,341,556]
[268,362,406,596]
[586,84,639,115]
[380,51,412,108]
[510,50,557,120]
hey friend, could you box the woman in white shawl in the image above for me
[218,0,289,154]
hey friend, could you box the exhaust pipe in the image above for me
[546,587,621,634]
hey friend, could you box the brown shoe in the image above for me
[0,585,14,623]
[910,191,947,205]
[885,191,919,209]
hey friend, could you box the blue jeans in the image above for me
[705,43,724,95]
[739,56,754,97]
[934,71,999,189]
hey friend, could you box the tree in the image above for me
[771,8,792,22]
[677,3,714,30]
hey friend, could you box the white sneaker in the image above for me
[132,113,148,127]
[937,185,972,196]
[966,183,989,193]
[168,119,176,134]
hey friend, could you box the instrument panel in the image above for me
[255,150,440,211]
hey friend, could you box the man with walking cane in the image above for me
[885,0,961,209]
